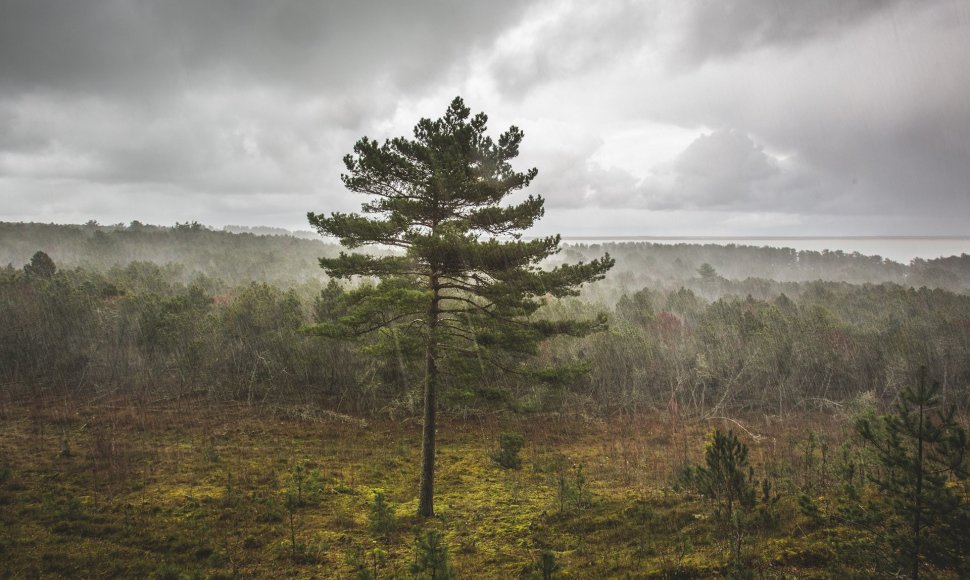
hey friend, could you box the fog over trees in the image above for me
[4,219,970,414]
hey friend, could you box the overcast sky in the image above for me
[1,0,968,236]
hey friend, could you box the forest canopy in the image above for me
[2,223,969,414]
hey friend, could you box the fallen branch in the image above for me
[703,415,764,442]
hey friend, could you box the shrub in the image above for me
[693,429,758,566]
[348,545,387,580]
[695,429,756,521]
[534,550,560,579]
[411,529,455,579]
[368,491,397,539]
[287,461,323,507]
[492,432,525,470]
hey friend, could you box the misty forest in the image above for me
[2,96,969,580]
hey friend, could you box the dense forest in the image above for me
[2,222,969,577]
[3,221,970,414]
[4,221,970,293]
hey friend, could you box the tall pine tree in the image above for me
[307,97,613,517]
[856,367,968,578]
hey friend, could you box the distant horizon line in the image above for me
[3,221,969,241]
[552,235,970,241]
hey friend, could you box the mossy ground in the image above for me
[0,393,924,578]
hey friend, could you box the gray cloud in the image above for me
[532,158,642,210]
[0,1,530,98]
[0,0,967,235]
[638,130,820,211]
[487,0,656,98]
[673,0,919,67]
[0,0,535,222]
[656,1,969,221]
[534,129,824,213]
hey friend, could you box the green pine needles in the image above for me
[695,429,757,522]
[492,432,525,470]
[307,97,613,517]
[411,529,455,579]
[856,367,969,579]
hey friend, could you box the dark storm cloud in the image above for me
[0,0,535,225]
[674,0,916,67]
[0,0,530,97]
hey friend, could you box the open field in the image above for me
[0,391,933,579]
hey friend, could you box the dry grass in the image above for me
[0,393,913,578]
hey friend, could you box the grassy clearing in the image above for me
[0,392,950,578]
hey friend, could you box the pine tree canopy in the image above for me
[306,96,614,376]
[855,368,969,577]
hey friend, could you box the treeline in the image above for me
[563,241,970,297]
[4,222,970,295]
[3,251,969,414]
[0,257,354,405]
[222,224,319,239]
[0,221,340,287]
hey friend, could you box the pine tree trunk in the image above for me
[913,394,924,580]
[418,281,440,517]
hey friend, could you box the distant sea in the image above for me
[558,237,970,264]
